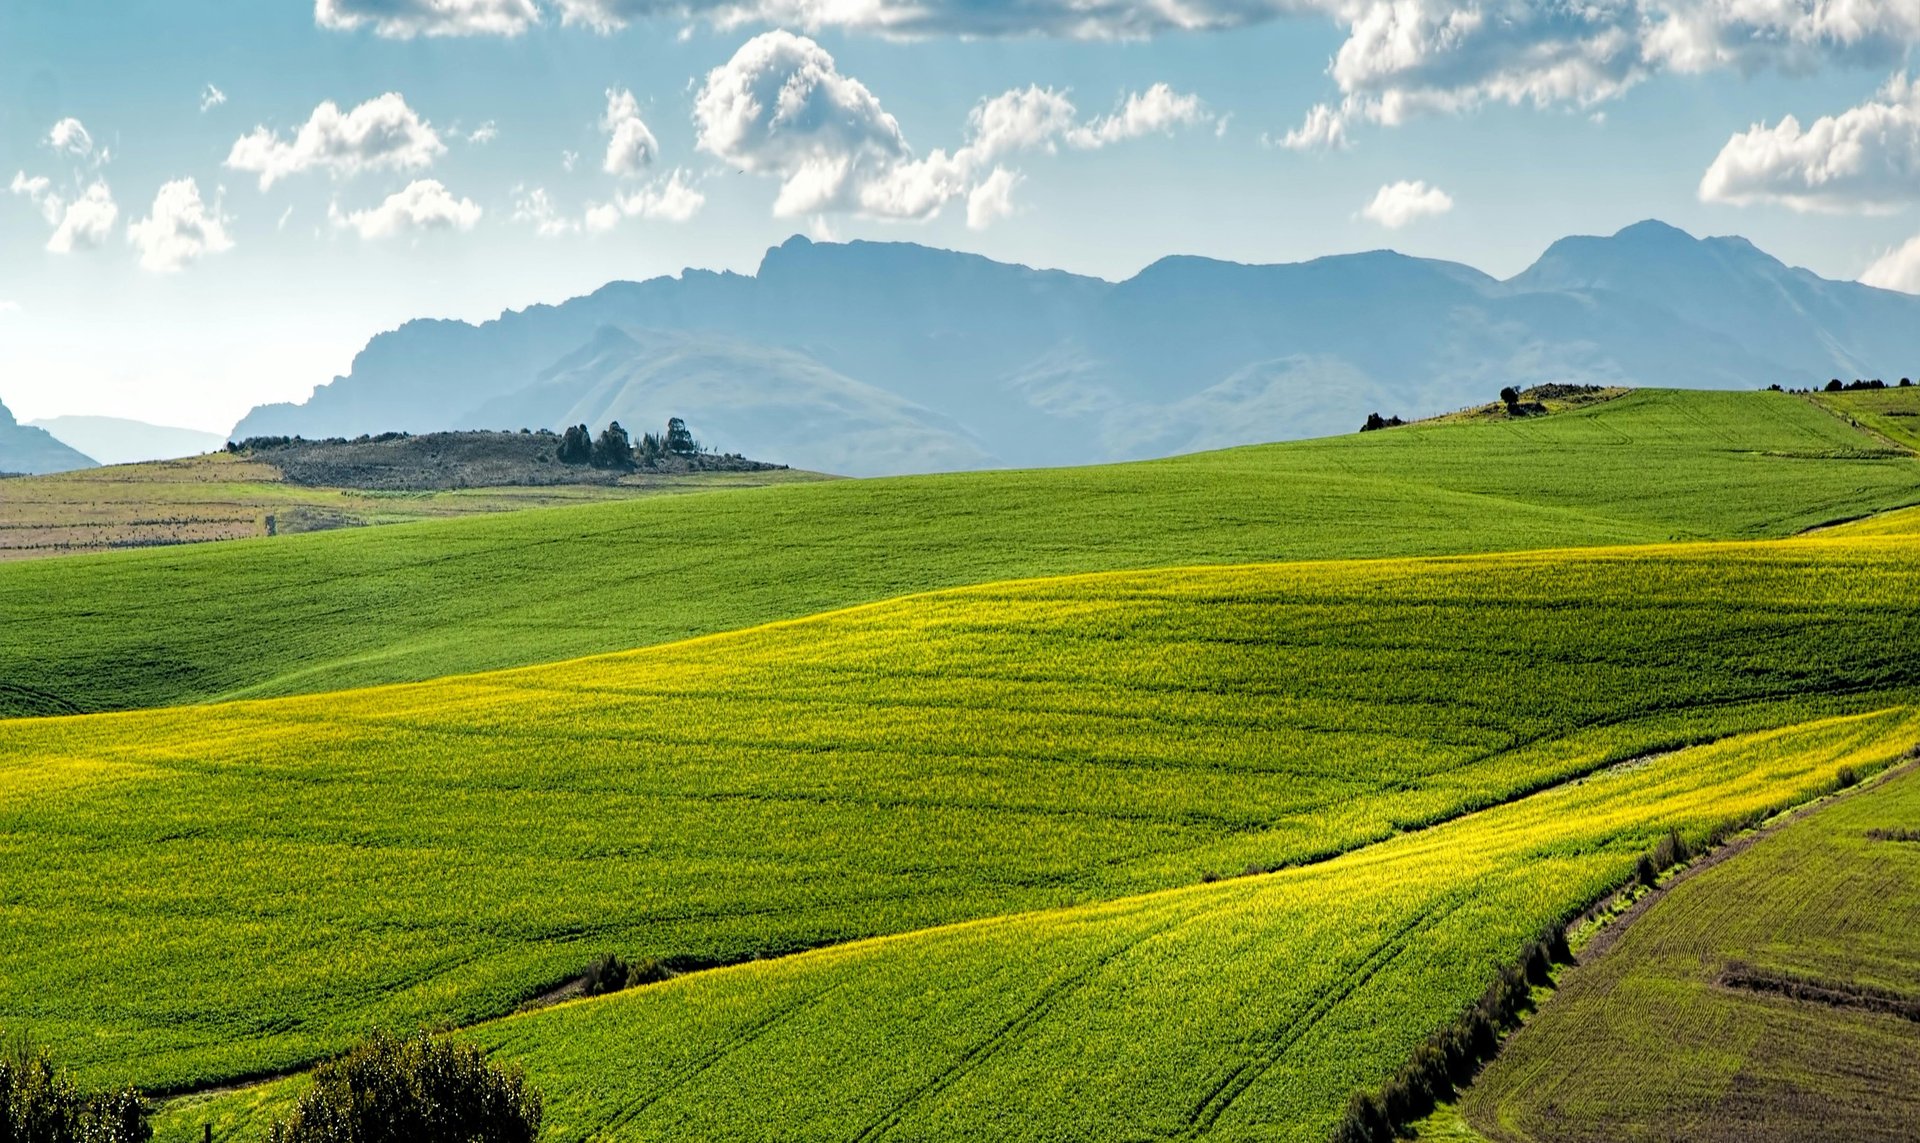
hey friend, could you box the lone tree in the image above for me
[591,422,633,469]
[267,1031,541,1143]
[664,417,698,457]
[556,424,593,464]
[1499,386,1521,409]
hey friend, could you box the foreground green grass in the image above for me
[4,535,1920,1090]
[3,389,1915,717]
[1460,758,1920,1143]
[157,710,1920,1143]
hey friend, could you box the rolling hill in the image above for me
[230,222,1920,473]
[158,708,1916,1143]
[4,389,1918,719]
[2,533,1912,1107]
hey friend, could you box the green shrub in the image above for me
[266,1031,540,1143]
[0,1035,149,1143]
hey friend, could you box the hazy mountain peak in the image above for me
[0,396,98,474]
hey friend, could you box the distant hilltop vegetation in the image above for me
[231,220,1920,476]
[229,418,786,491]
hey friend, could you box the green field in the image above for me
[3,533,1919,1096]
[155,709,1920,1143]
[1458,760,1920,1143]
[1808,386,1920,452]
[3,389,1917,719]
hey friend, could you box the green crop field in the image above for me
[4,534,1919,1097]
[153,709,1920,1143]
[1807,384,1920,452]
[3,388,1917,719]
[1458,759,1920,1143]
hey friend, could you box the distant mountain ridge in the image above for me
[233,221,1920,475]
[0,398,96,475]
[30,416,226,466]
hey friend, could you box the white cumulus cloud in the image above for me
[602,88,660,175]
[1274,102,1349,150]
[128,178,234,272]
[966,166,1022,229]
[1066,83,1211,146]
[1700,73,1920,213]
[48,118,95,158]
[696,31,1207,223]
[614,168,706,220]
[315,0,540,37]
[1360,179,1453,228]
[226,93,446,190]
[332,178,483,239]
[1862,233,1920,293]
[13,173,119,254]
[49,183,120,252]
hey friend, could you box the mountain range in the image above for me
[29,416,227,467]
[0,399,96,476]
[234,219,1920,476]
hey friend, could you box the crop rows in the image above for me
[3,534,1918,1090]
[159,709,1920,1142]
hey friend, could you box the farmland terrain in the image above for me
[1459,762,1920,1142]
[0,450,819,564]
[4,388,1916,718]
[3,534,1919,1097]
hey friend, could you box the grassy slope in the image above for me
[0,452,825,563]
[5,535,1920,1090]
[3,388,1916,718]
[1806,385,1920,452]
[1460,763,1920,1143]
[158,710,1920,1143]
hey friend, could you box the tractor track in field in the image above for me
[1181,897,1466,1137]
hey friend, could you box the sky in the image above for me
[3,0,1920,433]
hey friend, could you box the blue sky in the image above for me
[4,0,1919,432]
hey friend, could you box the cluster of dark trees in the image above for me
[556,417,703,468]
[1359,413,1406,432]
[267,1031,542,1143]
[1827,377,1914,391]
[1771,378,1916,394]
